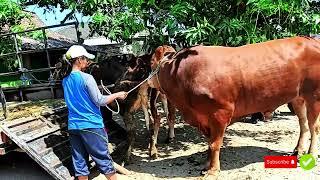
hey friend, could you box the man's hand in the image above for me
[116,91,128,100]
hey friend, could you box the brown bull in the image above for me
[148,36,320,178]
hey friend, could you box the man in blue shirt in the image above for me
[63,45,128,180]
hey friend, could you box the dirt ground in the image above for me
[93,105,320,180]
[1,105,320,180]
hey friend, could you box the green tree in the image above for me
[0,0,44,71]
[0,0,27,71]
[10,0,320,50]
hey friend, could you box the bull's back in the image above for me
[175,37,309,117]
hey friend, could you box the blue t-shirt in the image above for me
[62,71,108,130]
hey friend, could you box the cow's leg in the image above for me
[160,93,169,117]
[166,99,176,143]
[206,108,233,179]
[141,102,150,130]
[122,111,136,164]
[249,112,263,124]
[263,111,273,121]
[149,88,160,159]
[306,99,320,158]
[140,84,151,130]
[291,97,309,156]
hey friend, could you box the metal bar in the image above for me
[13,34,22,69]
[0,45,78,58]
[0,67,57,77]
[0,22,78,38]
[42,28,54,99]
[75,23,81,43]
[42,28,52,69]
[2,84,62,92]
[13,34,25,102]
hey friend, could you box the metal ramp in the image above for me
[0,107,74,180]
[0,105,128,180]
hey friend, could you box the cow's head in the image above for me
[126,54,152,81]
[147,45,176,89]
[114,54,152,92]
[150,45,176,70]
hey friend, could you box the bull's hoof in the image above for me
[202,169,220,180]
[122,154,132,165]
[291,150,299,156]
[165,137,175,144]
[201,168,208,175]
[149,146,158,159]
[150,152,158,160]
[200,162,210,175]
[291,149,305,158]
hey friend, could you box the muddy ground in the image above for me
[1,105,320,180]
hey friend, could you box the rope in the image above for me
[99,62,162,115]
[101,80,120,114]
[99,65,160,114]
[127,64,161,94]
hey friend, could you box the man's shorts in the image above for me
[69,128,115,177]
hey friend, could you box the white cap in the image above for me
[65,45,95,60]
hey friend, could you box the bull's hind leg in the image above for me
[305,99,320,158]
[159,93,176,143]
[149,88,160,159]
[205,108,233,179]
[291,97,309,155]
[139,83,151,130]
[166,99,176,143]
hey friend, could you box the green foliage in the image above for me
[5,0,320,51]
[0,0,45,72]
[57,0,320,49]
[0,0,26,28]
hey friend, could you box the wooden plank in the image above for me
[1,116,38,128]
[0,123,69,180]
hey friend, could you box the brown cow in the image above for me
[115,54,176,159]
[148,36,320,178]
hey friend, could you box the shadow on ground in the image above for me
[0,152,53,180]
[117,109,292,178]
[125,145,285,178]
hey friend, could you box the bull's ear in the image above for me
[155,46,164,62]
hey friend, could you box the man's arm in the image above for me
[85,75,127,106]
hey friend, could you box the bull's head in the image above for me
[150,45,176,70]
[147,45,176,89]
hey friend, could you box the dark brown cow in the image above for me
[115,54,176,159]
[148,36,320,178]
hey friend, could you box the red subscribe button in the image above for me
[264,156,297,168]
